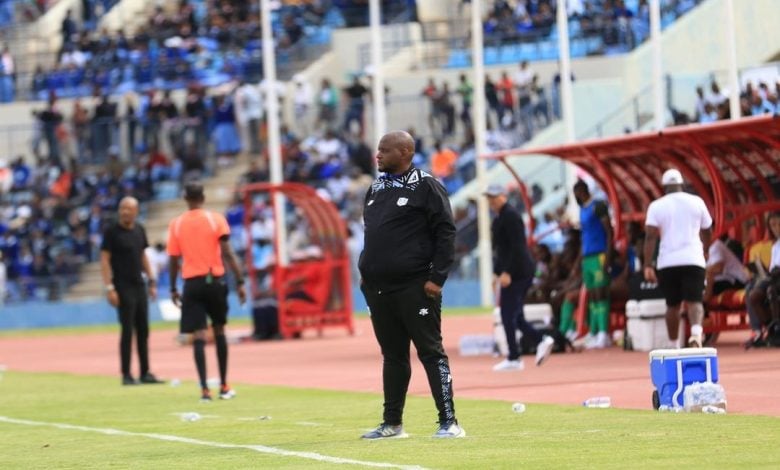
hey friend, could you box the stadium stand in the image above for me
[442,0,705,68]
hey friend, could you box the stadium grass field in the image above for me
[1,371,778,469]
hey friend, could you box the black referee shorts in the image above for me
[180,276,229,333]
[657,265,706,307]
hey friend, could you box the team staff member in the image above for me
[358,131,464,440]
[168,183,246,401]
[573,179,614,349]
[485,184,554,372]
[643,169,713,348]
[101,196,164,386]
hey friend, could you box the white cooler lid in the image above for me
[649,348,717,361]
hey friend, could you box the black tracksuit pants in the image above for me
[116,284,150,377]
[500,276,542,361]
[361,280,456,426]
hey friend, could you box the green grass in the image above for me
[0,372,777,469]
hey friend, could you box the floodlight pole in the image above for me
[556,0,574,143]
[557,0,578,224]
[650,0,665,130]
[261,0,288,266]
[369,0,387,144]
[725,0,740,120]
[471,0,493,308]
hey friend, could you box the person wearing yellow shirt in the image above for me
[746,212,780,348]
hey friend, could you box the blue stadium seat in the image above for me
[570,39,587,58]
[518,43,539,62]
[499,45,518,64]
[447,50,470,68]
[484,46,500,65]
[586,36,603,53]
[539,41,558,60]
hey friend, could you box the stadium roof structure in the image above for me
[483,115,780,241]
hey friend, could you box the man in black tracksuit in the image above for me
[485,184,554,372]
[358,130,464,440]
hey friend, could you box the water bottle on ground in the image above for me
[512,402,526,413]
[583,396,611,408]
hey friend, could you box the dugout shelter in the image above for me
[483,115,780,339]
[240,182,354,339]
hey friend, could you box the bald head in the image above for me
[118,196,139,228]
[384,130,415,153]
[376,131,415,174]
[119,196,139,209]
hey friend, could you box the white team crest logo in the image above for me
[397,197,408,206]
[418,308,429,316]
[368,199,375,206]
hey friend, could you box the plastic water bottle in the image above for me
[702,405,726,414]
[181,412,202,422]
[583,396,611,408]
[511,402,526,413]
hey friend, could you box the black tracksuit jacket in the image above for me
[492,202,535,281]
[358,166,456,292]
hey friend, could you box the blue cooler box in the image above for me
[649,348,719,409]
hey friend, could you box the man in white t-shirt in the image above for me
[705,235,748,299]
[234,81,263,155]
[643,169,713,348]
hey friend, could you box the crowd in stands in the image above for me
[24,0,417,102]
[482,0,703,53]
[0,150,153,302]
[421,61,555,163]
[0,0,55,27]
[677,79,780,125]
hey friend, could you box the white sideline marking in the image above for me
[0,416,426,469]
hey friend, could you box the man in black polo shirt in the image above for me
[101,196,163,385]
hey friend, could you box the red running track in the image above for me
[0,315,778,416]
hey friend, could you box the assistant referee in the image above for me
[358,130,464,440]
[167,182,246,402]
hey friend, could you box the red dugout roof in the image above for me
[483,115,780,240]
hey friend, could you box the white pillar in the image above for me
[557,0,575,143]
[725,0,740,120]
[261,0,288,266]
[369,0,387,143]
[557,0,578,223]
[471,0,493,308]
[650,0,665,130]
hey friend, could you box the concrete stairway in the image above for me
[65,156,249,301]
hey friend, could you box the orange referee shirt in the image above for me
[167,209,231,279]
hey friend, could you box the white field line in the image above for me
[0,416,426,469]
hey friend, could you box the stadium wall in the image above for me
[0,280,482,329]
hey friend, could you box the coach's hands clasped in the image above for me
[424,281,442,299]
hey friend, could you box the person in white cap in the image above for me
[643,169,713,348]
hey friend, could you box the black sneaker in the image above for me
[122,375,138,386]
[200,389,213,403]
[139,373,165,384]
[744,334,766,350]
